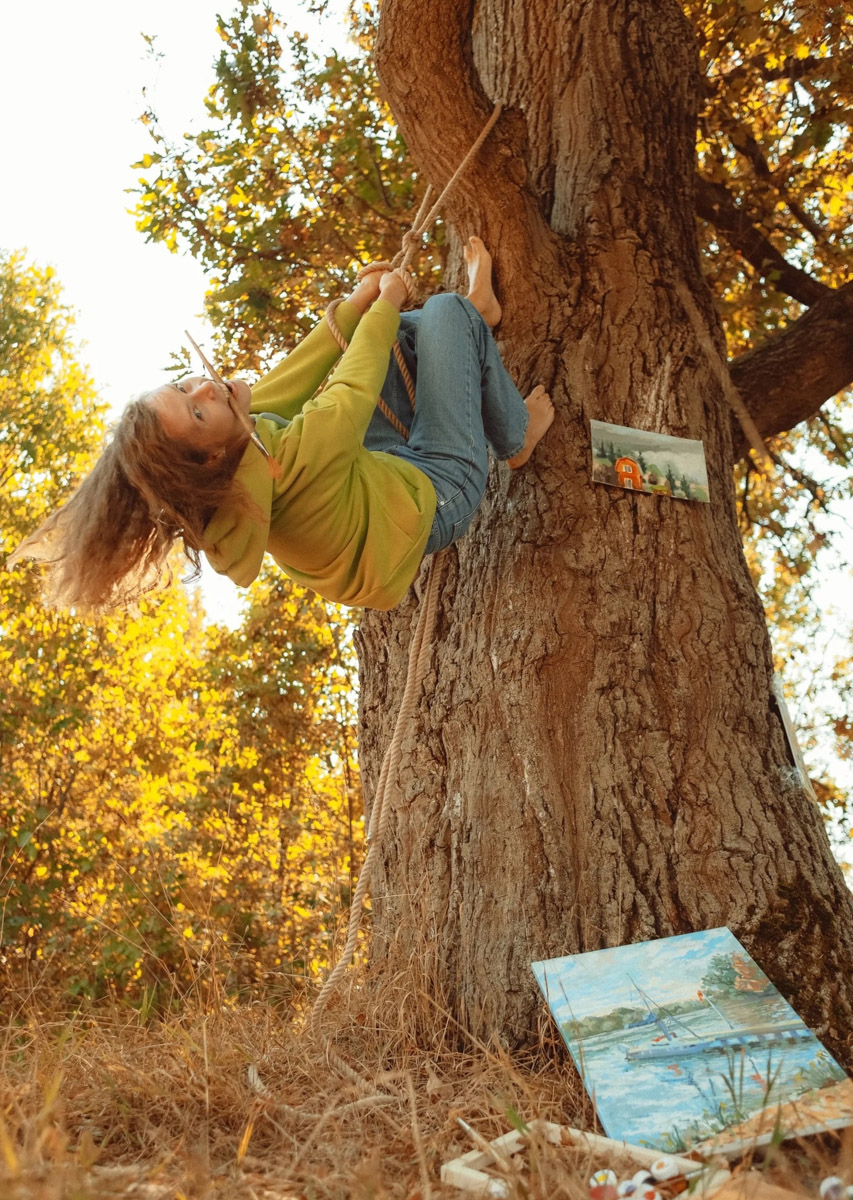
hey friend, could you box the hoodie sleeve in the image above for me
[248,300,362,421]
[297,300,401,442]
[202,442,274,587]
[202,300,401,588]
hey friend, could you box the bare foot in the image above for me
[464,236,502,328]
[507,385,555,468]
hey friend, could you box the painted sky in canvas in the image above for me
[591,419,710,484]
[532,926,745,1023]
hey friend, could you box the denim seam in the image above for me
[496,439,526,460]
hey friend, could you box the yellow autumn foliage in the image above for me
[0,252,361,1008]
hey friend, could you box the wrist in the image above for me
[377,277,408,310]
[375,294,403,313]
[347,280,375,314]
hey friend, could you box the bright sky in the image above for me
[0,0,343,626]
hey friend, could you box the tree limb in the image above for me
[375,0,493,199]
[730,280,853,456]
[705,54,842,92]
[695,176,830,306]
[374,0,555,293]
[721,111,831,245]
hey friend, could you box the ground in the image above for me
[2,981,851,1198]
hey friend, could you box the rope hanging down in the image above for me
[310,104,503,1040]
[674,281,773,472]
[310,548,449,1031]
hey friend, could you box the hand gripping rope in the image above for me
[323,101,503,439]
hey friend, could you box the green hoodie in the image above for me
[202,299,437,610]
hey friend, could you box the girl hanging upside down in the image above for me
[9,238,554,612]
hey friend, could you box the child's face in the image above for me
[147,375,252,458]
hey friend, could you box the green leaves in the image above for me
[132,0,437,375]
[0,252,104,540]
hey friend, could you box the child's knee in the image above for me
[422,291,481,332]
[424,291,466,314]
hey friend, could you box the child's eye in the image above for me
[193,407,203,420]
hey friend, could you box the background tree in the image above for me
[133,0,853,801]
[132,0,853,1053]
[135,1,438,375]
[0,253,360,1005]
[194,569,362,1000]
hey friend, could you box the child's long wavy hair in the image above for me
[8,398,250,612]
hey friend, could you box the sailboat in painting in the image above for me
[619,977,812,1062]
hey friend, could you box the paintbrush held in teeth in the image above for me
[184,331,283,480]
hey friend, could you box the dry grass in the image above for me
[1,969,850,1200]
[0,965,593,1199]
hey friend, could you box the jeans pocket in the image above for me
[450,509,476,542]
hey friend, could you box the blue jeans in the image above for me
[363,293,529,554]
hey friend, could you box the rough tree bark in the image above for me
[356,0,853,1059]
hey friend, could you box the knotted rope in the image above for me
[310,104,502,1064]
[325,102,503,435]
[392,101,503,276]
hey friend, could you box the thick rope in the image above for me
[391,104,503,274]
[310,548,449,1032]
[392,343,417,410]
[343,102,504,425]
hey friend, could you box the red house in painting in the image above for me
[615,456,644,490]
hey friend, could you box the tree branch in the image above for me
[375,0,494,201]
[695,176,830,306]
[721,112,831,245]
[374,0,555,296]
[730,280,853,456]
[705,54,840,92]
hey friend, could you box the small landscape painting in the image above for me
[590,419,710,502]
[531,927,851,1153]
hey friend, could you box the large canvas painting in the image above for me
[531,928,850,1153]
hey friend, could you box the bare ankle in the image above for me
[508,386,555,468]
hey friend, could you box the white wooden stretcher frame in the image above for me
[440,1119,733,1198]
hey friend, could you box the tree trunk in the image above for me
[357,0,853,1060]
